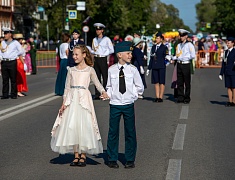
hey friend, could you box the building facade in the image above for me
[0,0,14,37]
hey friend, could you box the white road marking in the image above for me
[180,106,189,119]
[0,95,59,122]
[172,124,186,150]
[0,93,58,116]
[166,159,182,180]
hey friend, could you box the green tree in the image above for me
[13,0,191,42]
[214,0,235,36]
[147,0,191,35]
[195,0,217,33]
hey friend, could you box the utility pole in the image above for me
[62,0,65,29]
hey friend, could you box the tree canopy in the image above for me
[196,0,235,36]
[14,0,190,42]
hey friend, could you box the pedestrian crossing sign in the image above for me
[68,10,77,19]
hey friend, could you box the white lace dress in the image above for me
[51,66,105,154]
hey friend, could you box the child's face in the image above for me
[73,33,79,40]
[118,51,132,64]
[73,48,86,64]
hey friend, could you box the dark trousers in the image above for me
[94,56,108,97]
[1,60,17,97]
[31,54,37,74]
[107,103,137,162]
[177,63,191,101]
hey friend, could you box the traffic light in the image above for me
[65,17,69,22]
[200,27,205,31]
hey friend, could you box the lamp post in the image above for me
[62,0,65,29]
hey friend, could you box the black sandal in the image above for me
[78,157,86,167]
[70,157,80,166]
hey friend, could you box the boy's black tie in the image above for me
[119,66,126,94]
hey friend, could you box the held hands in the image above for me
[140,66,145,74]
[146,69,150,76]
[100,91,110,101]
[219,75,223,80]
[59,104,67,117]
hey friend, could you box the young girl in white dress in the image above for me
[51,45,109,167]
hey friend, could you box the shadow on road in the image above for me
[164,93,176,102]
[50,154,101,165]
[210,101,226,106]
[49,150,126,166]
[143,96,155,102]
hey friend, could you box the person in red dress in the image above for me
[14,34,28,97]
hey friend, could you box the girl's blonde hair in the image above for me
[74,45,93,66]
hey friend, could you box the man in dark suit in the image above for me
[219,37,235,107]
[146,32,169,102]
[67,29,84,67]
[29,36,37,75]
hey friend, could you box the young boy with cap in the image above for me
[67,29,84,67]
[106,41,144,169]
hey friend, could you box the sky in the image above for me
[161,0,201,33]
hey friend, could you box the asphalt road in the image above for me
[0,66,235,180]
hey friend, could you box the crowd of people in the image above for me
[1,24,234,169]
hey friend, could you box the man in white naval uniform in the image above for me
[172,29,196,104]
[92,23,114,99]
[0,27,24,99]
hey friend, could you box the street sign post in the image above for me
[82,26,89,32]
[82,26,89,45]
[68,10,77,19]
[77,1,86,11]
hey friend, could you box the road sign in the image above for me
[77,1,86,11]
[206,23,211,28]
[82,26,89,32]
[68,10,77,19]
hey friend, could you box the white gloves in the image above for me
[219,75,223,80]
[24,63,28,71]
[165,55,172,61]
[172,56,177,60]
[140,66,145,74]
[146,69,150,76]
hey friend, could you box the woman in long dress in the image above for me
[24,41,32,75]
[14,34,28,97]
[51,45,109,167]
[55,33,70,96]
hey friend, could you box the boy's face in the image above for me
[227,41,234,49]
[73,32,79,40]
[118,51,132,64]
[155,36,162,44]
